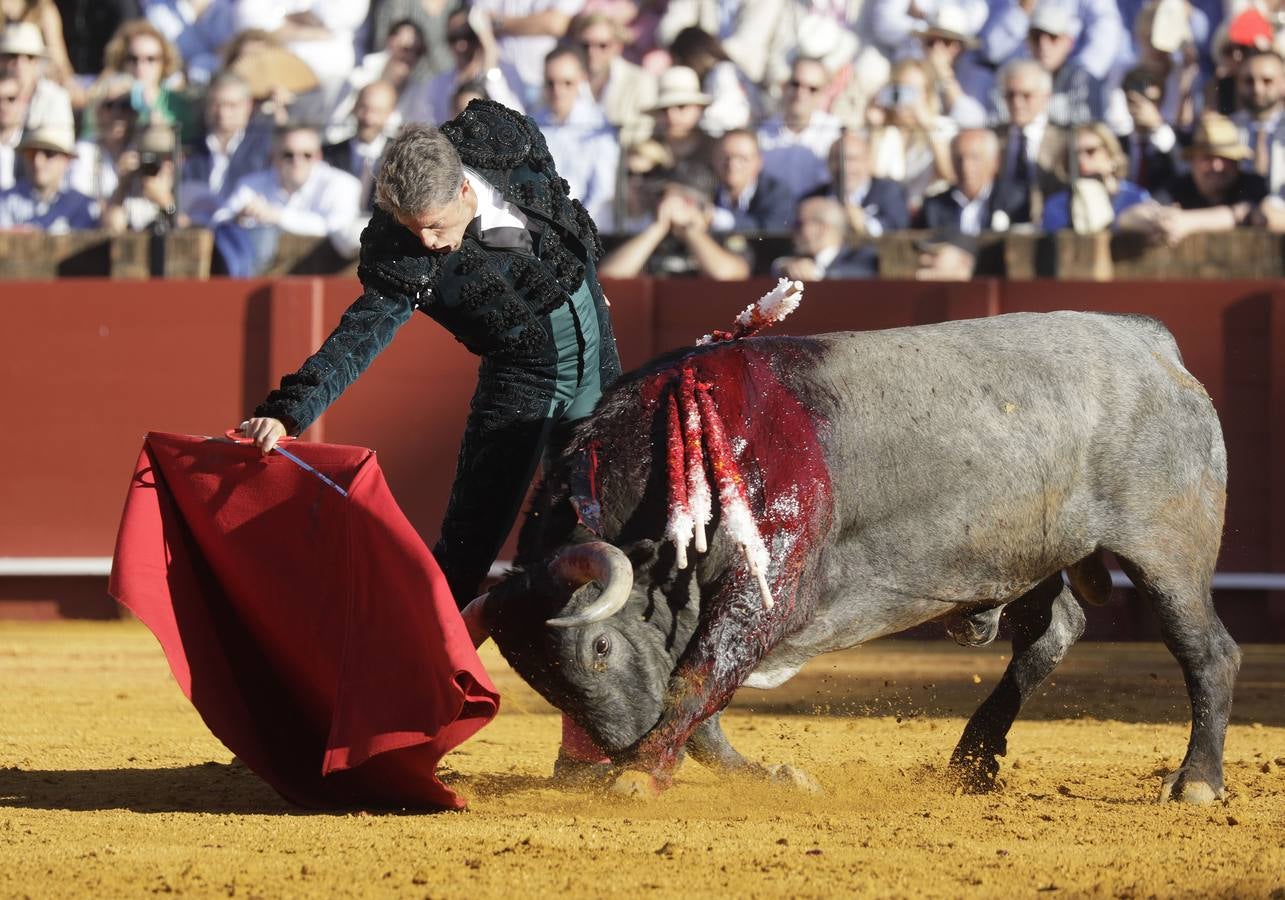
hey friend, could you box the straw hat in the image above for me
[1184,113,1252,161]
[230,45,319,99]
[921,3,980,48]
[0,22,47,57]
[647,66,711,112]
[18,123,75,156]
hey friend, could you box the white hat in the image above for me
[0,22,47,57]
[1029,2,1078,38]
[647,66,712,112]
[922,3,980,47]
[18,123,75,156]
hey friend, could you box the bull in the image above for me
[465,310,1240,804]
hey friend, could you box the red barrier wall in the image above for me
[2,277,1281,633]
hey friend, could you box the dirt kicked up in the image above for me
[1,620,1282,899]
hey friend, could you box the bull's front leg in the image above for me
[608,584,801,798]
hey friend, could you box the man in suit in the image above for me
[1230,49,1285,194]
[993,58,1065,225]
[711,128,795,231]
[180,71,272,226]
[917,128,1020,233]
[772,195,876,280]
[571,11,656,146]
[323,80,399,212]
[1120,66,1180,195]
[817,129,909,238]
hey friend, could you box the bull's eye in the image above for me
[593,634,611,657]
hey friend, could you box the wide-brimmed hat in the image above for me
[18,124,75,156]
[0,22,47,57]
[647,66,711,112]
[1184,113,1252,161]
[1028,2,1078,37]
[230,45,319,99]
[921,3,979,47]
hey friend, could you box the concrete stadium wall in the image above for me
[2,277,1282,638]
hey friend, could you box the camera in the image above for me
[138,151,163,177]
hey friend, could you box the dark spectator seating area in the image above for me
[6,228,1285,280]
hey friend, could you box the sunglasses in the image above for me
[279,150,316,160]
[787,80,824,93]
[126,53,161,64]
[447,29,474,43]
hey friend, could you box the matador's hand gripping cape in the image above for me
[109,432,499,810]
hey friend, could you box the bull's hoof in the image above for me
[765,764,822,794]
[1158,769,1224,805]
[947,751,1001,794]
[945,606,1003,647]
[551,753,614,789]
[608,770,662,800]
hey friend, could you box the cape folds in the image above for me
[109,432,500,810]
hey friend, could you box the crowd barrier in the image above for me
[2,276,1282,639]
[4,228,1285,280]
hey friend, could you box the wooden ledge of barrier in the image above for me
[0,229,213,280]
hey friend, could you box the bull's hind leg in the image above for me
[949,575,1086,792]
[1117,558,1240,804]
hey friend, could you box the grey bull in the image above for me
[469,310,1240,803]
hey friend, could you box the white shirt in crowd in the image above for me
[211,161,361,237]
[953,184,991,235]
[757,110,841,203]
[67,140,121,201]
[471,0,585,104]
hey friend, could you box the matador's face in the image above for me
[395,178,478,253]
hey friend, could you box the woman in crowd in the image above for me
[667,25,755,136]
[68,74,136,203]
[1041,122,1151,232]
[866,58,956,214]
[100,19,195,141]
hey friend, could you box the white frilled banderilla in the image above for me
[664,278,805,608]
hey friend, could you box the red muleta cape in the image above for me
[109,432,500,810]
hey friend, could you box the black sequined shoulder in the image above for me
[441,99,536,171]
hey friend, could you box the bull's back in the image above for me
[775,311,1224,605]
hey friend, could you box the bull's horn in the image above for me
[460,592,490,648]
[545,541,633,628]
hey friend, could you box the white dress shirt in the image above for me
[212,161,361,237]
[757,111,842,204]
[463,165,529,233]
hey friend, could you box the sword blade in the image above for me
[272,445,349,497]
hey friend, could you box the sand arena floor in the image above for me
[1,620,1282,899]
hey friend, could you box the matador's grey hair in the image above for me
[375,123,464,216]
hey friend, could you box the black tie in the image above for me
[1014,129,1030,184]
[465,218,533,253]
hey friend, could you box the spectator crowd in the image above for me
[3,0,1285,280]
